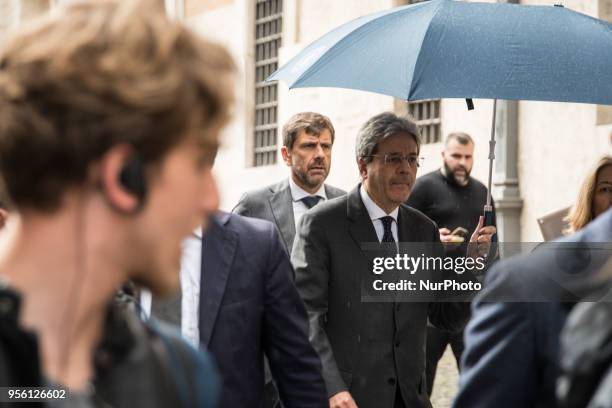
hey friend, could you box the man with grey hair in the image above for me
[233,112,345,254]
[292,112,496,408]
[407,131,497,395]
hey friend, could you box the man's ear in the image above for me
[358,158,368,180]
[99,144,141,213]
[281,146,292,166]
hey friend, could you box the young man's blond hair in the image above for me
[0,1,235,405]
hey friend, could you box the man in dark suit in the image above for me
[454,208,612,408]
[292,112,496,408]
[233,112,345,253]
[154,212,327,408]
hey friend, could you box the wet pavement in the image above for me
[430,346,459,408]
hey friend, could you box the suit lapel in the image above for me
[269,180,296,251]
[397,205,415,242]
[324,184,342,199]
[199,213,238,347]
[347,186,380,253]
[346,186,388,304]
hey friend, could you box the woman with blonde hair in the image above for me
[564,155,612,234]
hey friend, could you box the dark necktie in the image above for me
[380,216,395,243]
[301,195,322,209]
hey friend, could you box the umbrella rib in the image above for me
[291,2,428,89]
[282,9,401,87]
[405,0,445,101]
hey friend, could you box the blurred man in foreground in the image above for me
[455,155,612,408]
[0,1,234,406]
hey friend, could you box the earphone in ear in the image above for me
[119,155,148,210]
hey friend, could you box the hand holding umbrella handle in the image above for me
[484,99,496,228]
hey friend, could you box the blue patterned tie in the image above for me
[380,216,395,243]
[301,196,322,209]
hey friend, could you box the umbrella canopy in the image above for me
[269,0,612,105]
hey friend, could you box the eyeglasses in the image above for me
[363,153,424,168]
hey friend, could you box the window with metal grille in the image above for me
[407,99,441,144]
[253,0,282,166]
[394,97,442,144]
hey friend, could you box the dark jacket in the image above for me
[558,296,612,408]
[291,186,471,408]
[0,285,219,408]
[200,212,327,408]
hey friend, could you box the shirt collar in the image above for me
[359,184,399,222]
[288,176,327,202]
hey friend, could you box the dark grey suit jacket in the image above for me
[232,179,346,253]
[291,186,470,408]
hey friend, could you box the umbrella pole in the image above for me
[484,99,497,227]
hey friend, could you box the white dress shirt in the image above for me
[140,289,152,319]
[138,229,201,349]
[179,229,203,349]
[360,184,399,246]
[288,177,327,228]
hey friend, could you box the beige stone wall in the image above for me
[20,0,49,20]
[598,106,612,126]
[597,0,612,125]
[185,0,232,18]
[0,0,14,35]
[0,0,49,37]
[0,1,18,35]
[600,0,612,18]
[186,0,257,210]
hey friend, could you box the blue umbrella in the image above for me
[268,0,612,224]
[269,0,612,104]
